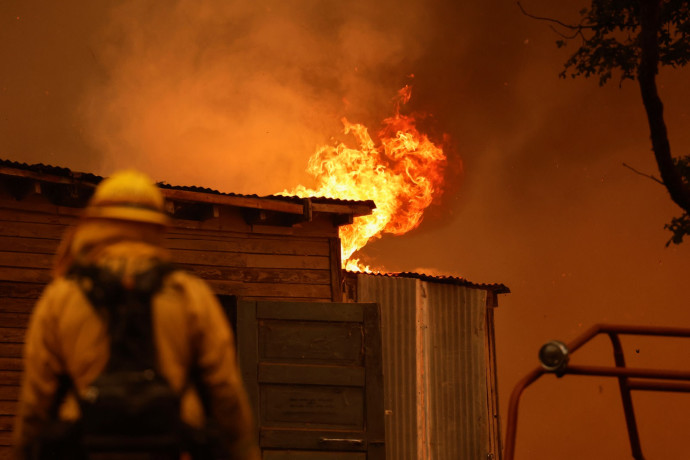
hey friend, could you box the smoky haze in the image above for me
[2,0,690,458]
[76,0,437,192]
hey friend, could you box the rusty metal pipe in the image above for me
[627,379,690,392]
[503,367,544,460]
[608,333,643,460]
[565,365,690,380]
[595,324,690,337]
[503,324,690,460]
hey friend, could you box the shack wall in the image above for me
[0,188,344,458]
[354,273,501,460]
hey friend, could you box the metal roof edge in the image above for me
[347,270,510,294]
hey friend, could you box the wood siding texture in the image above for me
[237,300,385,460]
[0,190,344,457]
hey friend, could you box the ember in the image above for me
[281,86,448,271]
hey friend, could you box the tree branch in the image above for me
[549,24,584,40]
[517,2,593,31]
[622,162,665,185]
[637,0,690,212]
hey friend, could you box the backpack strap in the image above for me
[67,261,176,373]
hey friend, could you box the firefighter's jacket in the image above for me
[13,223,260,460]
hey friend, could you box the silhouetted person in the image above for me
[13,170,260,460]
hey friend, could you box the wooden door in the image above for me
[237,300,385,460]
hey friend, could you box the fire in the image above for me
[281,85,447,271]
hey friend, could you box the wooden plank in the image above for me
[0,207,78,226]
[0,431,12,447]
[182,265,330,285]
[0,268,51,284]
[165,235,330,257]
[0,415,13,432]
[208,281,331,299]
[0,344,23,359]
[0,313,30,329]
[0,329,25,344]
[256,302,363,322]
[236,301,260,433]
[250,225,294,236]
[170,249,246,267]
[0,401,16,416]
[242,296,331,303]
[263,450,366,460]
[311,201,374,218]
[484,306,501,459]
[329,237,343,302]
[234,297,328,303]
[0,253,52,270]
[260,384,364,430]
[168,218,247,234]
[0,221,67,240]
[0,299,36,314]
[0,194,82,217]
[0,387,18,402]
[260,429,367,451]
[363,303,386,460]
[0,372,21,386]
[0,359,21,372]
[244,254,329,270]
[0,236,59,255]
[0,283,43,299]
[167,223,330,242]
[259,321,363,366]
[168,214,338,239]
[161,188,304,215]
[0,166,92,188]
[258,363,364,387]
[0,446,13,459]
[171,250,329,270]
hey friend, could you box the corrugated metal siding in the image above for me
[424,281,488,460]
[356,274,493,460]
[357,274,418,460]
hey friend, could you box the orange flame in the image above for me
[282,85,447,271]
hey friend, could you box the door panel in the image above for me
[263,450,366,460]
[237,301,385,460]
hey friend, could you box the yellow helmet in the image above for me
[83,170,169,226]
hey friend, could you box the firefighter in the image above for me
[13,170,260,460]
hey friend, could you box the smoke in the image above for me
[6,1,690,458]
[79,0,433,194]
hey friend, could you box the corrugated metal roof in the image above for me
[0,158,375,209]
[348,270,510,294]
[0,158,104,183]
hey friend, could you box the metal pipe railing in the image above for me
[503,324,690,460]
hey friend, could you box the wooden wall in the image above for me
[0,188,345,459]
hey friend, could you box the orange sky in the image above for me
[2,1,690,458]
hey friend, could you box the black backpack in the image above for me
[67,262,184,458]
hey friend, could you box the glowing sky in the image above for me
[2,1,690,457]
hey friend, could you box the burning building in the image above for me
[0,160,508,459]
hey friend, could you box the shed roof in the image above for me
[0,159,375,219]
[348,270,510,294]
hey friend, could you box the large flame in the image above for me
[282,85,447,271]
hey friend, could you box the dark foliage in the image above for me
[532,0,690,244]
[558,0,690,84]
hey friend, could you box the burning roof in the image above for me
[283,86,449,271]
[0,158,507,295]
[0,158,376,218]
